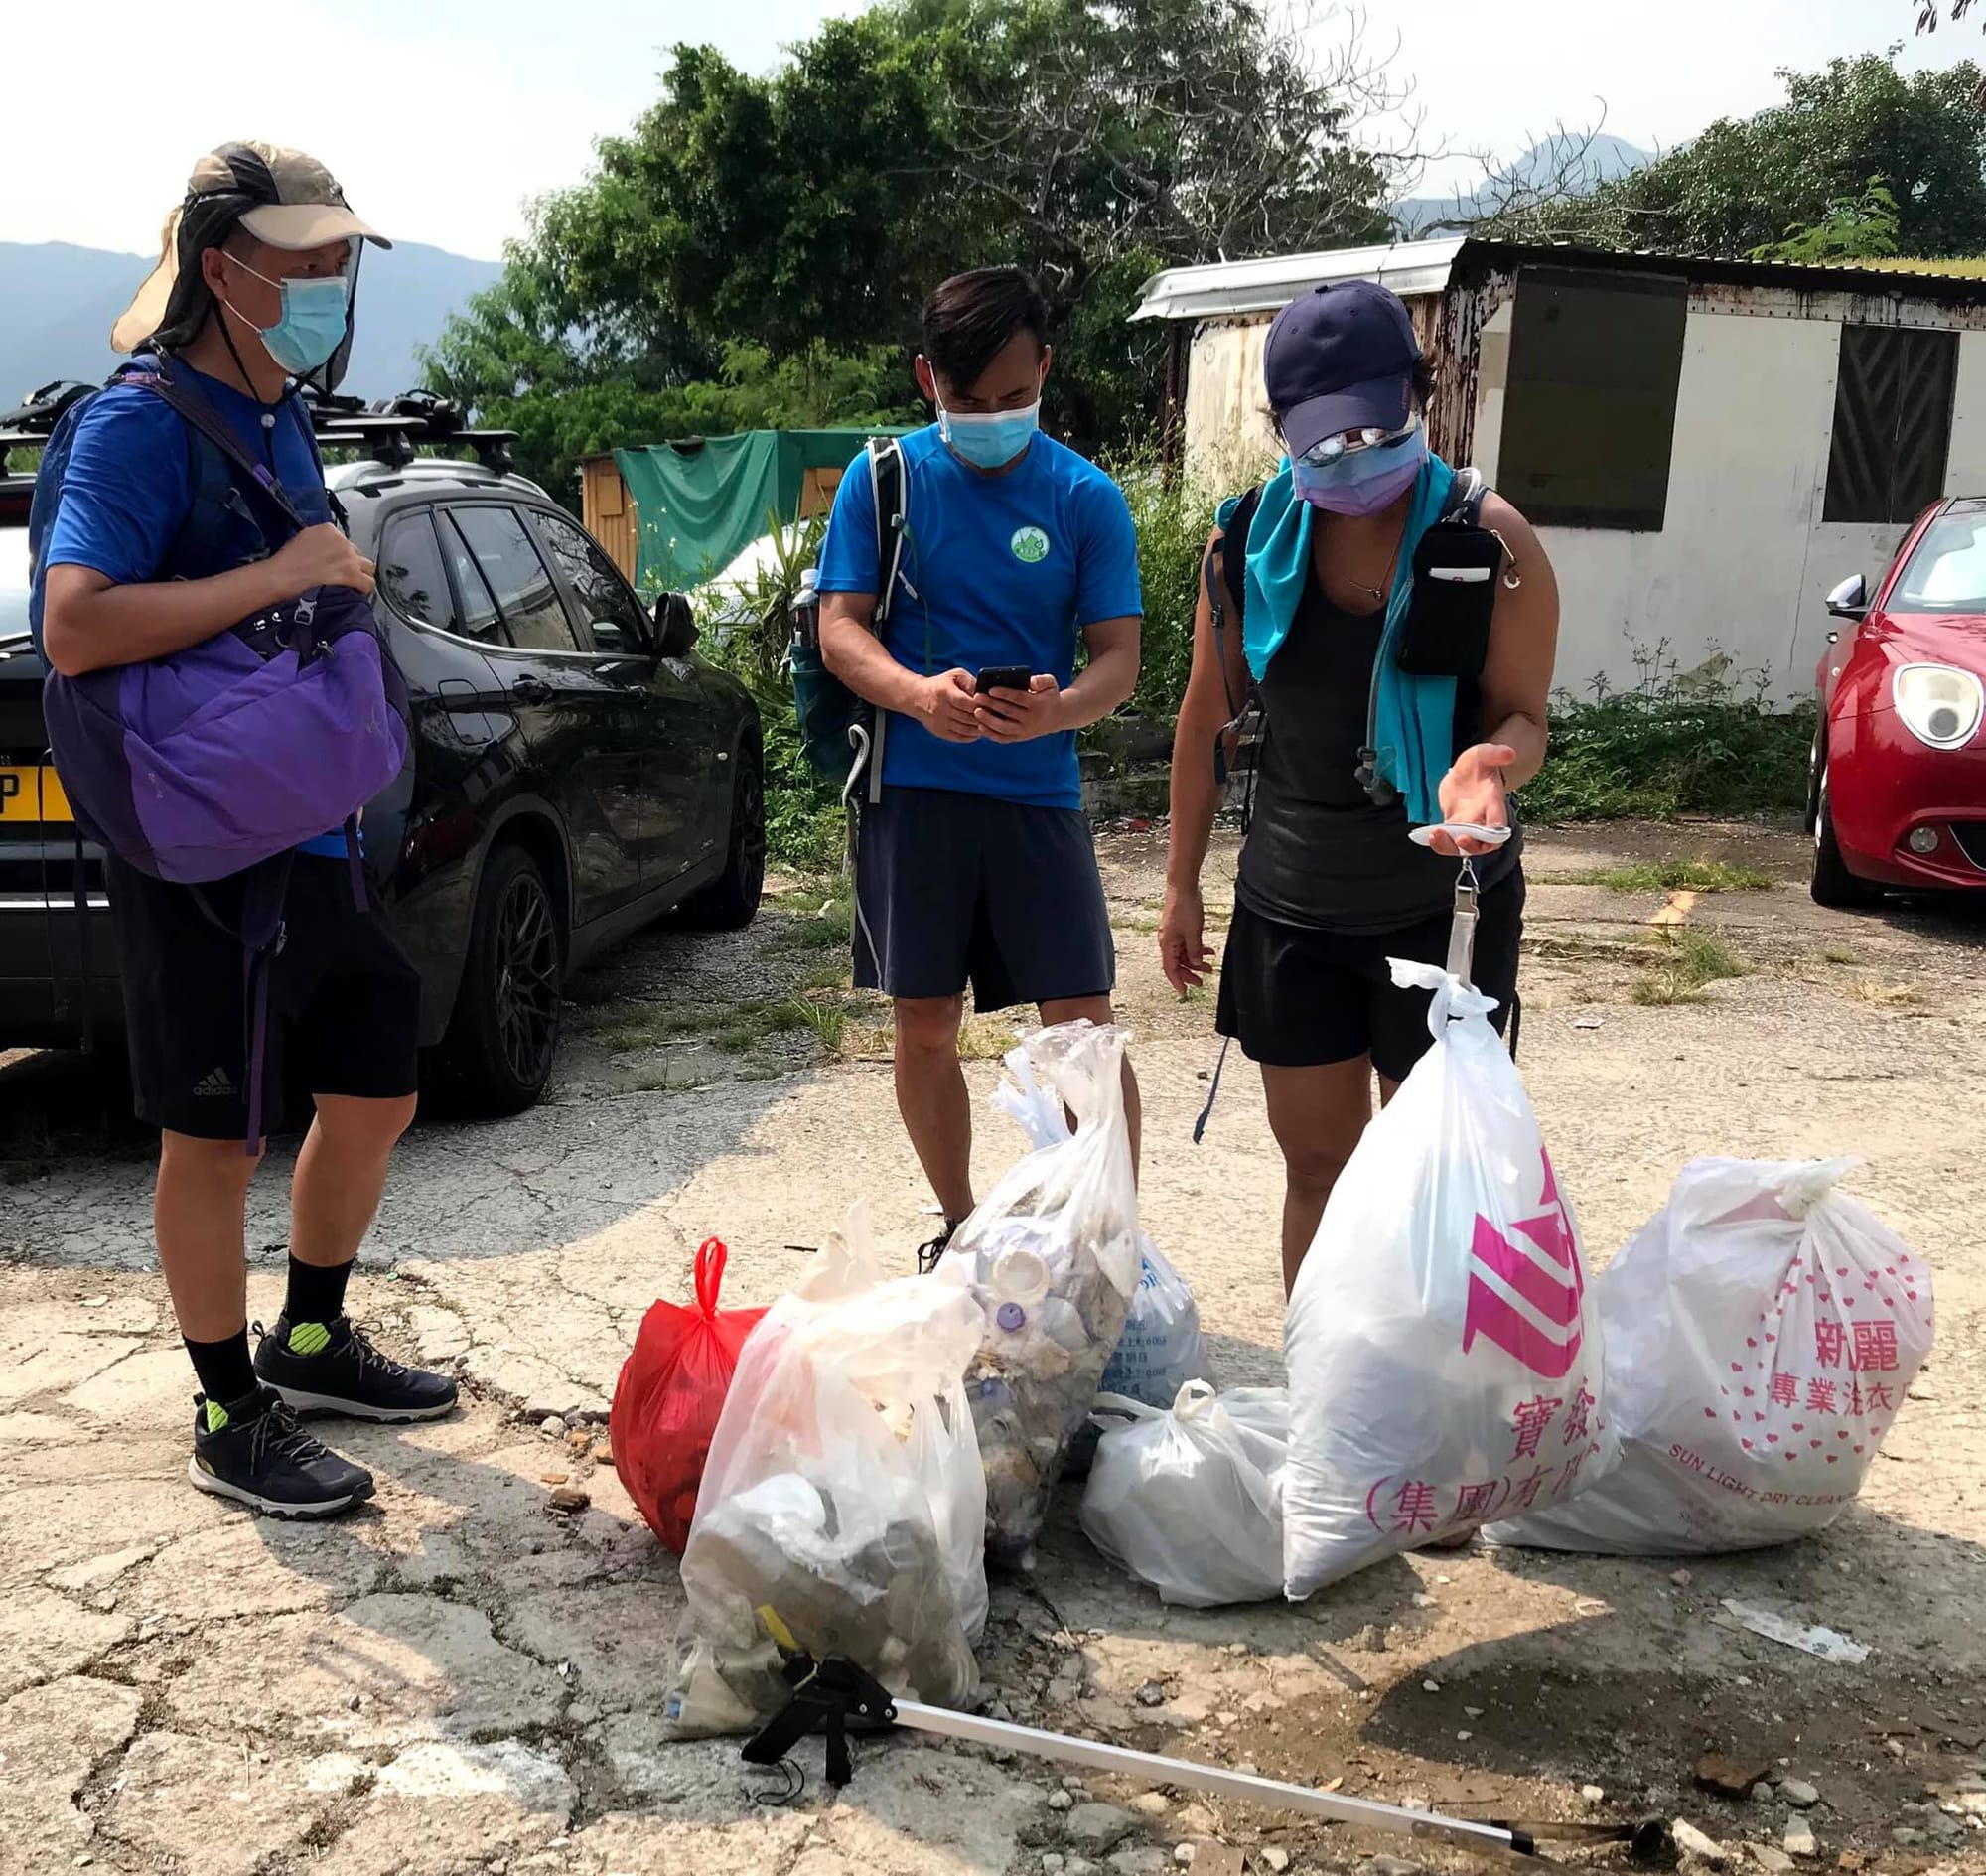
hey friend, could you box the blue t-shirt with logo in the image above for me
[45,362,351,859]
[815,425,1143,809]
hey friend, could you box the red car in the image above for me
[1810,499,1986,907]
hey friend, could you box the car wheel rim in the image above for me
[738,762,766,898]
[494,871,560,1087]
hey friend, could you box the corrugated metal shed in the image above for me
[1133,238,1986,324]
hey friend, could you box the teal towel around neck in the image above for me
[1236,453,1460,827]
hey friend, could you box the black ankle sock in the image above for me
[284,1255,354,1327]
[185,1330,258,1407]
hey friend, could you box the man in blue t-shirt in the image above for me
[39,143,456,1519]
[817,267,1144,1269]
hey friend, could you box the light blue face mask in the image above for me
[937,396,1041,470]
[227,260,351,375]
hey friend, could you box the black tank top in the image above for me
[1234,578,1522,934]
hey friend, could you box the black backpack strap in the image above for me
[1443,466,1489,526]
[848,437,908,810]
[868,437,908,631]
[137,361,311,539]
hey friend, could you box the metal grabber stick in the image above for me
[738,1647,1668,1863]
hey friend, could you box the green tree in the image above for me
[1484,54,1986,260]
[429,0,1405,462]
[1753,178,1903,264]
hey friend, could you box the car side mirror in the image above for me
[654,591,697,658]
[1825,573,1869,622]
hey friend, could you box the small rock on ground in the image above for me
[1778,1780,1819,1809]
[1064,1804,1137,1851]
[1749,1847,1795,1874]
[1673,1820,1733,1868]
[1783,1816,1818,1859]
[1698,1754,1773,1799]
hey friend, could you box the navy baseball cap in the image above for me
[1263,280,1420,459]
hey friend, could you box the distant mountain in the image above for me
[1393,134,1652,238]
[0,239,504,404]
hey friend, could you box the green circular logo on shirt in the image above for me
[1010,525,1051,564]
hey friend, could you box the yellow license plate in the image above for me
[0,766,71,822]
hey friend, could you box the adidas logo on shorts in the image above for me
[192,1068,237,1098]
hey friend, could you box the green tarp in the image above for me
[615,428,915,592]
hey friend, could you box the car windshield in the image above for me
[1891,512,1986,615]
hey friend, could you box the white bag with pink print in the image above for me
[1487,1158,1933,1556]
[1283,962,1616,1600]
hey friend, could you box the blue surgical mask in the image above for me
[226,261,351,375]
[937,396,1040,471]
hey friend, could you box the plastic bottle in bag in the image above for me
[1488,1157,1934,1555]
[987,1043,1205,1479]
[942,1022,1143,1566]
[1081,1382,1288,1607]
[666,1203,988,1735]
[1283,962,1616,1600]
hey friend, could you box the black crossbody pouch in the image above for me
[1396,518,1502,678]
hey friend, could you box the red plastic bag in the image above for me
[612,1237,768,1554]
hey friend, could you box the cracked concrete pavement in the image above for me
[3,823,1985,1876]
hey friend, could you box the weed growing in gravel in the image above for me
[770,891,853,953]
[1545,859,1775,893]
[1820,945,1863,966]
[1842,979,1925,1008]
[1631,929,1748,1005]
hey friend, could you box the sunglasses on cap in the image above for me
[1293,413,1422,468]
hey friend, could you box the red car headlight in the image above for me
[1893,663,1984,750]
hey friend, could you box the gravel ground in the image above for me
[1,819,1982,1876]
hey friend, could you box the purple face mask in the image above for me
[1291,429,1429,517]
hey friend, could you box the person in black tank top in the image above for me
[1159,280,1561,1297]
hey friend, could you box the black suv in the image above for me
[0,387,765,1114]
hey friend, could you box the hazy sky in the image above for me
[0,0,1964,259]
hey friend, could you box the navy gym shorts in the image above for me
[851,786,1115,1011]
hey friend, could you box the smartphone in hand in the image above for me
[975,664,1033,695]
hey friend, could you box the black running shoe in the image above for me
[917,1220,961,1276]
[253,1314,460,1423]
[189,1387,375,1518]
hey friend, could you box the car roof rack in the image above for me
[0,378,517,475]
[303,388,518,473]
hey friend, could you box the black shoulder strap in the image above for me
[1443,466,1488,527]
[1220,483,1263,621]
[867,437,907,633]
[136,362,310,538]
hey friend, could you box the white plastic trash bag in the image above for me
[1487,1157,1934,1555]
[1081,1381,1288,1607]
[666,1203,988,1735]
[943,1022,1143,1566]
[1284,961,1616,1600]
[989,1047,1205,1472]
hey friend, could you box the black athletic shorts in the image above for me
[852,786,1115,1011]
[106,853,422,1140]
[1216,872,1524,1083]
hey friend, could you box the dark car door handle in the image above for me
[512,675,553,704]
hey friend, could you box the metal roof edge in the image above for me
[1130,236,1986,323]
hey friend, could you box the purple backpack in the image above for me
[38,362,410,1148]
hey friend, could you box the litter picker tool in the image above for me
[739,1643,1667,1864]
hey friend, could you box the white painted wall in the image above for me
[1180,288,1986,703]
[1479,307,1986,703]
